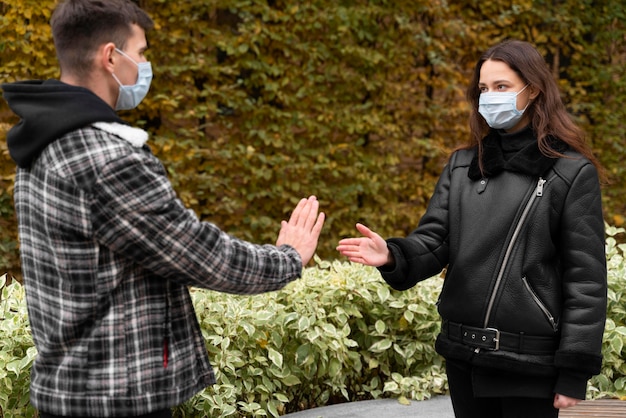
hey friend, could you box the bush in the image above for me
[1,226,625,417]
[0,274,37,418]
[589,225,626,399]
[182,259,446,417]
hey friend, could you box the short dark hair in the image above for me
[51,0,154,78]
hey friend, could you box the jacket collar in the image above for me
[468,126,565,180]
[92,122,148,148]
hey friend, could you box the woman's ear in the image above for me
[528,85,540,101]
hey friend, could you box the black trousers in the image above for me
[40,410,172,418]
[446,360,559,418]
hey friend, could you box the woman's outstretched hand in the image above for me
[336,223,393,267]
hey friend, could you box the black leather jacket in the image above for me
[379,130,606,398]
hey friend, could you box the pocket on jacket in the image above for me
[521,276,559,332]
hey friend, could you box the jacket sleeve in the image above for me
[90,150,303,294]
[553,161,607,398]
[378,155,453,290]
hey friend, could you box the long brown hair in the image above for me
[465,39,605,180]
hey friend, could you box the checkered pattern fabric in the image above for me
[14,124,302,416]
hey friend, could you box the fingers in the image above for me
[311,211,325,236]
[338,223,371,246]
[287,197,309,225]
[355,222,372,236]
[337,223,372,254]
[337,238,362,247]
[287,196,319,229]
[276,197,325,261]
[336,239,368,262]
[304,197,320,230]
[338,249,365,259]
[345,255,367,264]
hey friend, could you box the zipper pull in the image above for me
[536,178,546,196]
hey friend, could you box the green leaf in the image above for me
[281,374,302,386]
[267,348,283,368]
[369,339,393,353]
[375,320,386,334]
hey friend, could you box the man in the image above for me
[1,1,325,417]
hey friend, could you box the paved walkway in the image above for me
[282,397,626,418]
[282,396,454,418]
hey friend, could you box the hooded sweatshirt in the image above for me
[3,79,124,167]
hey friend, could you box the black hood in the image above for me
[2,79,125,167]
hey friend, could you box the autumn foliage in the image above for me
[1,0,625,279]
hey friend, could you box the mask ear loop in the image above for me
[114,48,139,65]
[111,48,141,86]
[516,84,530,95]
[111,73,124,87]
[515,84,531,113]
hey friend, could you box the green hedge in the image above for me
[2,1,626,280]
[1,225,625,417]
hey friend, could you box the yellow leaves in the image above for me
[0,0,56,80]
[168,28,187,41]
[398,316,409,331]
[253,20,262,35]
[256,337,269,349]
[530,26,548,44]
[21,6,37,20]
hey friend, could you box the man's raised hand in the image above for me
[276,196,325,265]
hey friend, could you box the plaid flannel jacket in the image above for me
[14,122,303,416]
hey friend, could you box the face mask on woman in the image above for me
[478,84,529,130]
[111,48,153,111]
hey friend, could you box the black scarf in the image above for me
[468,126,567,180]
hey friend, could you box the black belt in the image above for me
[442,320,559,354]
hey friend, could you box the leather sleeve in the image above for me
[378,154,453,290]
[554,161,607,377]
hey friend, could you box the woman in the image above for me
[337,39,607,418]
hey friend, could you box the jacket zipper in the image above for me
[521,276,558,332]
[482,177,547,330]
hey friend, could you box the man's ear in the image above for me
[100,42,117,73]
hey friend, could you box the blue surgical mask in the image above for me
[111,48,152,111]
[478,84,530,130]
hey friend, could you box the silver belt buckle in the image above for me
[486,328,500,350]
